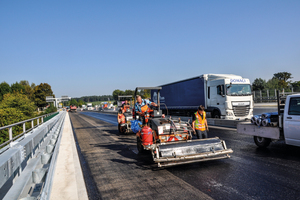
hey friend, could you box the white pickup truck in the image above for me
[237,93,300,147]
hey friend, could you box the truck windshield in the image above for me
[226,84,251,96]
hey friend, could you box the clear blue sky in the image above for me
[1,1,299,98]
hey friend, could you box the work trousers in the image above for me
[196,130,207,139]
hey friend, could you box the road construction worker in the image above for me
[117,109,125,124]
[121,100,130,113]
[134,95,157,122]
[192,105,209,139]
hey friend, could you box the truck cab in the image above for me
[284,94,300,146]
[204,74,253,120]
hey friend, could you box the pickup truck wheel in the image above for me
[254,136,271,148]
[137,137,145,154]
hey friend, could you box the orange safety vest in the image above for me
[141,104,149,113]
[118,114,125,124]
[194,111,206,131]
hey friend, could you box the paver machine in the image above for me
[117,95,134,134]
[134,87,233,167]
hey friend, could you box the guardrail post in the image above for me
[23,123,26,133]
[9,127,13,142]
[41,117,44,123]
[31,120,34,128]
[260,90,262,103]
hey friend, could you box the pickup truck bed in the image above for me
[237,122,280,140]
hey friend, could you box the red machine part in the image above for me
[141,126,153,145]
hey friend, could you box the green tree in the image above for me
[0,108,26,144]
[11,82,25,93]
[31,83,36,89]
[124,89,134,96]
[78,99,85,107]
[34,83,55,108]
[44,103,57,114]
[0,82,11,101]
[273,72,293,89]
[24,85,35,101]
[0,92,36,118]
[69,99,78,107]
[252,78,266,91]
[266,78,280,90]
[291,81,300,92]
[112,89,124,100]
[19,80,35,101]
[19,80,30,86]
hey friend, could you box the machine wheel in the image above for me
[213,110,221,118]
[118,124,126,134]
[137,137,145,154]
[254,136,271,148]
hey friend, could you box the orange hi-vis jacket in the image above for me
[118,114,125,124]
[194,111,206,131]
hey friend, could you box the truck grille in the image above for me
[233,106,250,117]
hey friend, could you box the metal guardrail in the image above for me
[0,111,66,200]
[0,112,58,150]
[253,90,300,103]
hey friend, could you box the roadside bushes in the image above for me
[0,92,37,144]
[0,108,26,144]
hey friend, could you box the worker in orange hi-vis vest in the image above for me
[192,105,209,139]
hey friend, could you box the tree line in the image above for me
[252,72,300,92]
[112,89,151,100]
[0,80,56,144]
[66,95,113,107]
[68,89,151,107]
[73,95,113,103]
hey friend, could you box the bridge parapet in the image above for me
[0,112,65,199]
[0,112,58,151]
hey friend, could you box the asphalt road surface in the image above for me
[69,112,300,200]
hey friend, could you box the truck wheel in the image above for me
[137,137,145,153]
[213,111,220,118]
[254,136,271,148]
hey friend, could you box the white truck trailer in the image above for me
[237,92,300,147]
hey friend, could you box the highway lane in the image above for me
[70,112,300,200]
[70,112,213,200]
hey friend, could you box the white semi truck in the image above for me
[152,74,253,120]
[87,103,93,110]
[237,92,300,147]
